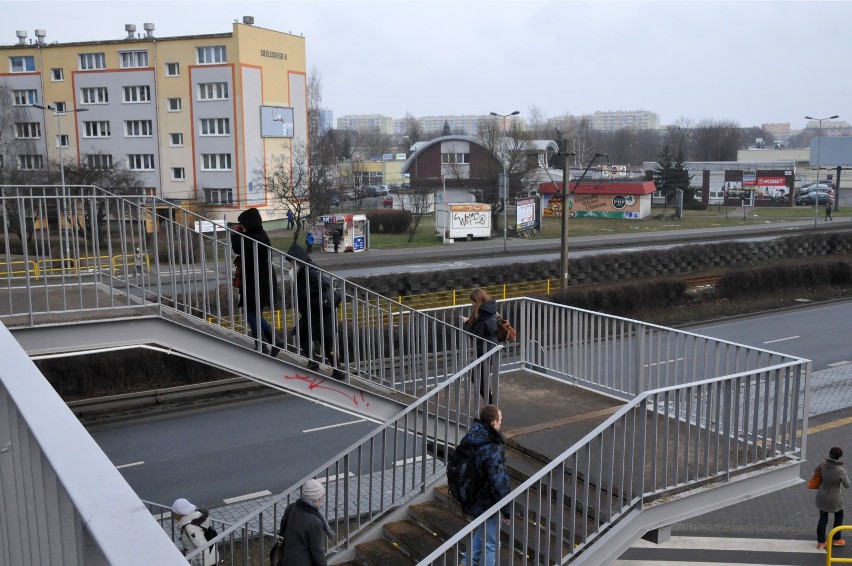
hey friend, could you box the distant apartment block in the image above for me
[317,108,334,134]
[762,123,791,136]
[337,114,395,135]
[586,110,660,131]
[0,18,307,223]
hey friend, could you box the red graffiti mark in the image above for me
[283,372,369,408]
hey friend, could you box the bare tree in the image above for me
[258,141,311,242]
[527,105,547,139]
[691,118,742,161]
[665,117,693,161]
[403,187,435,242]
[401,112,422,145]
[306,68,342,216]
[475,116,532,232]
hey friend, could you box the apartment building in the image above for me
[0,18,306,223]
[586,110,660,131]
[336,114,394,135]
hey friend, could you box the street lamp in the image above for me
[559,152,608,290]
[34,103,88,260]
[489,110,520,252]
[805,114,839,226]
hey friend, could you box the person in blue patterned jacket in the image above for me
[459,404,511,566]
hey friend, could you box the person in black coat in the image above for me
[231,208,283,356]
[277,479,334,566]
[287,244,343,380]
[462,287,499,403]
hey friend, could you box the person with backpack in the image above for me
[287,243,344,380]
[462,288,499,404]
[273,479,335,566]
[171,498,219,566]
[231,208,284,357]
[451,404,511,566]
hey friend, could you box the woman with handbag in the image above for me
[271,479,335,566]
[816,446,851,549]
[462,288,499,404]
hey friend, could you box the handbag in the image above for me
[807,466,822,489]
[496,316,516,343]
[269,504,292,566]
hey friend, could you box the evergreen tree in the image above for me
[653,145,693,205]
[442,120,451,136]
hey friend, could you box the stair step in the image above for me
[384,519,445,562]
[505,445,547,482]
[409,499,469,539]
[355,538,415,566]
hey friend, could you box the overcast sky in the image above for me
[2,0,848,129]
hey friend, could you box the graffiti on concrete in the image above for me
[283,372,370,408]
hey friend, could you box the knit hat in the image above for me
[302,479,325,501]
[171,498,196,516]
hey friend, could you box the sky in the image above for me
[2,0,849,130]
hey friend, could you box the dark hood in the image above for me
[480,300,498,316]
[288,243,313,264]
[465,419,504,448]
[237,207,264,231]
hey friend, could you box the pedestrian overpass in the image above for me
[0,186,811,565]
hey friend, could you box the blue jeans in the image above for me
[462,513,499,566]
[247,310,272,344]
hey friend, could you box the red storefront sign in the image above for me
[757,176,786,186]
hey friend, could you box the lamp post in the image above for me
[559,152,608,290]
[490,110,519,253]
[34,103,88,260]
[805,114,839,226]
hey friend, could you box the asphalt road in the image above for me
[90,300,851,513]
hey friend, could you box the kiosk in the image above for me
[316,214,368,253]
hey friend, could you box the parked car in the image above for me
[388,184,401,193]
[795,191,834,206]
[801,180,834,190]
[329,194,340,206]
[383,195,394,208]
[376,185,390,195]
[363,185,380,197]
[401,183,410,190]
[795,185,834,199]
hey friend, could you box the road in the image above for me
[90,301,852,526]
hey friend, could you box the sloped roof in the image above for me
[539,181,657,195]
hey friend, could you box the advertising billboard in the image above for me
[260,106,294,138]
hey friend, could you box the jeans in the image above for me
[818,509,844,543]
[247,310,273,345]
[461,513,499,566]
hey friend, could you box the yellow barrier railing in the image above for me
[826,525,852,564]
[1,252,147,281]
[396,278,557,310]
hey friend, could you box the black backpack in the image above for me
[447,440,483,511]
[185,514,218,543]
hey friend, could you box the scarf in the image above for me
[300,497,336,539]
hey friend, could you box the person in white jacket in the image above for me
[172,498,218,566]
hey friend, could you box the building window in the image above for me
[196,45,226,64]
[199,118,230,136]
[165,62,180,76]
[83,121,111,138]
[10,56,35,73]
[201,153,231,171]
[119,50,148,69]
[54,101,67,112]
[122,85,151,103]
[198,82,229,100]
[80,87,108,104]
[13,89,38,106]
[204,188,233,204]
[18,155,44,170]
[127,154,155,171]
[78,52,106,70]
[441,153,470,164]
[167,98,182,111]
[124,120,153,137]
[57,134,69,148]
[171,167,185,181]
[169,133,183,146]
[85,154,113,170]
[51,68,64,81]
[15,122,42,139]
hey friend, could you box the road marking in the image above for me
[394,455,433,466]
[303,419,366,433]
[116,461,144,469]
[628,536,821,553]
[809,414,852,435]
[223,490,272,504]
[644,358,685,367]
[763,335,799,344]
[317,472,354,483]
[828,360,851,367]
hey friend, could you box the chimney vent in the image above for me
[16,30,27,44]
[124,24,136,39]
[143,23,154,38]
[242,16,255,25]
[34,29,46,44]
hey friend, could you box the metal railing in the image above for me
[0,185,489,399]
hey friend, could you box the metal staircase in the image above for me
[0,185,812,565]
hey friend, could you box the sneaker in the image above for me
[834,539,846,546]
[818,542,828,550]
[306,361,320,371]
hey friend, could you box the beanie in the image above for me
[301,478,325,501]
[172,498,196,516]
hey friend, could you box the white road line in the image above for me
[628,535,821,553]
[116,461,144,469]
[394,455,433,466]
[222,490,272,504]
[645,358,685,368]
[303,419,366,433]
[317,472,355,483]
[828,360,851,367]
[763,335,799,344]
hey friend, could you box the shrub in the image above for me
[363,209,412,234]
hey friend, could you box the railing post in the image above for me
[635,322,646,395]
